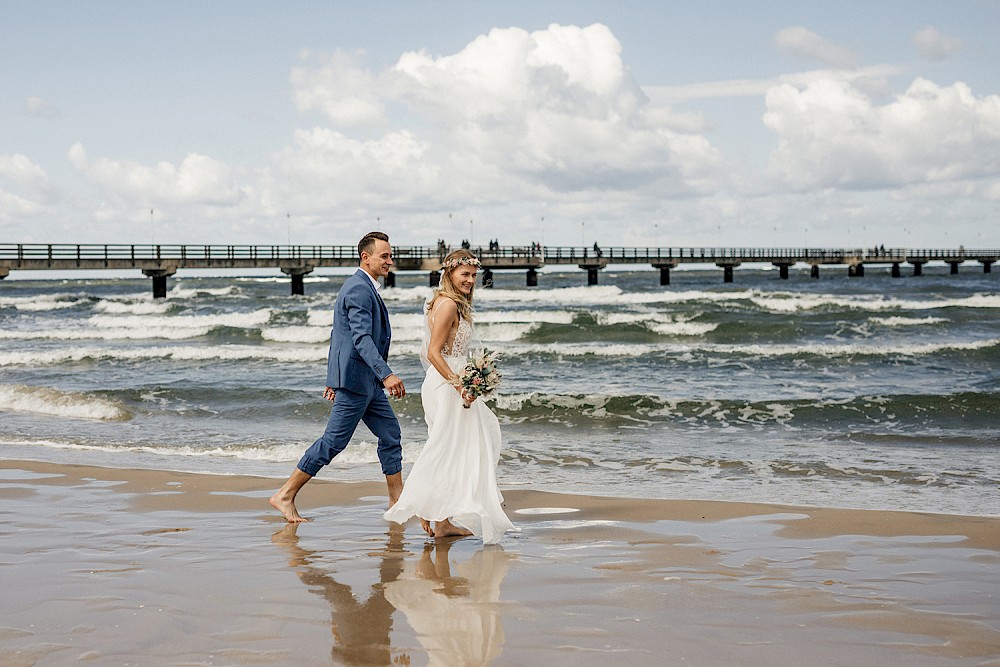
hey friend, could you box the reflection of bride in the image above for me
[385,249,516,543]
[383,540,514,666]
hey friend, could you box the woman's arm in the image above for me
[425,298,466,396]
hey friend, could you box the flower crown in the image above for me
[443,256,482,270]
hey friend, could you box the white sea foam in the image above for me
[0,384,131,421]
[167,284,240,298]
[87,308,273,330]
[2,437,423,465]
[261,326,329,344]
[93,299,172,315]
[0,344,327,367]
[0,326,213,341]
[648,321,719,336]
[749,291,1000,313]
[0,294,88,311]
[870,316,948,327]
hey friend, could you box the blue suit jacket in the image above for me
[325,269,393,392]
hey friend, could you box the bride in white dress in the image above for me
[384,249,516,543]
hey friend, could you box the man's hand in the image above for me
[323,387,336,402]
[383,374,405,399]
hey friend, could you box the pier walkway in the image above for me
[0,243,996,297]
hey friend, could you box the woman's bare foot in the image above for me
[269,492,309,523]
[420,518,433,536]
[433,519,472,538]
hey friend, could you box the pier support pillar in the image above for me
[280,264,315,296]
[949,261,960,274]
[912,261,925,276]
[774,263,790,279]
[429,270,440,287]
[716,262,739,283]
[142,268,177,299]
[848,263,865,278]
[587,267,599,285]
[652,262,677,286]
[0,267,8,280]
[891,263,901,278]
[384,270,396,288]
[482,267,494,288]
[810,265,820,279]
[526,268,537,287]
[982,261,994,274]
[290,273,305,295]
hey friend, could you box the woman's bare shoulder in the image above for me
[429,295,459,316]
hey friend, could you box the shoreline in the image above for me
[3,458,999,665]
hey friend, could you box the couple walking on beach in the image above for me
[270,231,516,543]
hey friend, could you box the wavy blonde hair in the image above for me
[428,249,479,321]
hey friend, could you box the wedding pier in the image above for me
[0,243,996,297]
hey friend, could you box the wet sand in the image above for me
[1,459,998,666]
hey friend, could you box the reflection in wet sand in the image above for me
[272,523,409,666]
[384,540,515,666]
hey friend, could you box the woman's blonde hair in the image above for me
[429,249,480,321]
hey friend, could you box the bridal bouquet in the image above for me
[451,348,502,409]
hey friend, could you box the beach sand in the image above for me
[1,459,998,666]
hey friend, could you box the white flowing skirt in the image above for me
[384,357,515,544]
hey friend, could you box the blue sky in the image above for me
[2,1,998,249]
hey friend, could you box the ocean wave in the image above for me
[0,294,89,311]
[0,344,327,366]
[869,315,948,327]
[0,437,422,466]
[749,291,1000,313]
[87,308,273,330]
[0,326,214,341]
[508,337,1000,359]
[167,284,241,298]
[3,336,996,367]
[93,299,173,315]
[488,390,1000,428]
[0,384,131,421]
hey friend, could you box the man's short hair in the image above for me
[358,231,390,258]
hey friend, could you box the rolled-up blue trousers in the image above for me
[297,381,402,477]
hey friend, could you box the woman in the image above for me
[384,249,516,543]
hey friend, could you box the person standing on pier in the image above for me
[270,231,406,523]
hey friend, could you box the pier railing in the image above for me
[2,243,998,265]
[1,243,996,296]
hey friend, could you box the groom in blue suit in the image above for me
[271,231,406,522]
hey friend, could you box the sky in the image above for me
[2,1,999,250]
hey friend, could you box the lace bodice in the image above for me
[442,317,473,359]
[420,300,474,371]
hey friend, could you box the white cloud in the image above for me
[762,77,1000,190]
[24,96,58,118]
[774,27,859,68]
[0,154,57,221]
[69,143,246,207]
[290,50,386,126]
[282,23,728,208]
[645,65,900,103]
[0,153,51,189]
[912,26,962,61]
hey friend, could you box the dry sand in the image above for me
[1,459,998,666]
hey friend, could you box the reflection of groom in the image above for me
[272,522,408,666]
[271,231,406,522]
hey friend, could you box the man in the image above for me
[270,231,406,523]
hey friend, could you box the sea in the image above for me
[1,263,998,517]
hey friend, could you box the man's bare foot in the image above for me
[434,519,472,538]
[419,518,433,536]
[269,492,309,523]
